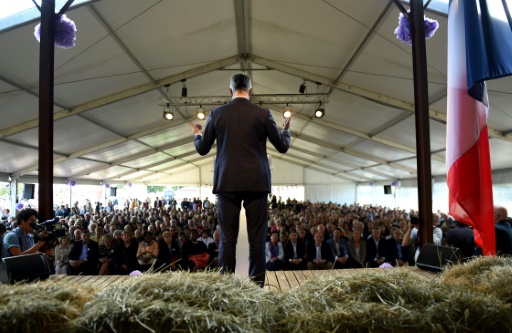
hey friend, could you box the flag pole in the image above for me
[410,0,433,247]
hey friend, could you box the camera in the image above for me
[30,218,67,245]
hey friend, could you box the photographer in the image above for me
[0,208,54,258]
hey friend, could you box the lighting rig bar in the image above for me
[161,93,329,107]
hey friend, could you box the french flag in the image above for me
[447,0,512,255]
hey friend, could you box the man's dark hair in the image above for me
[16,208,38,223]
[230,73,252,92]
[0,223,6,234]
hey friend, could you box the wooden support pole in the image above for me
[410,0,433,246]
[38,0,56,220]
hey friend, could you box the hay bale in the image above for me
[442,256,512,303]
[1,258,512,333]
[272,269,512,333]
[71,271,273,332]
[0,279,94,333]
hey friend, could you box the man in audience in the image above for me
[494,205,512,255]
[307,232,333,270]
[284,229,306,270]
[446,220,475,259]
[366,225,396,267]
[68,230,99,275]
[327,227,349,269]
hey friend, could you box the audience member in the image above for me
[265,231,285,271]
[347,229,366,268]
[54,235,71,274]
[284,229,306,270]
[68,230,99,275]
[307,232,333,270]
[494,205,512,255]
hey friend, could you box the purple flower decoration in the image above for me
[369,182,374,186]
[391,181,397,187]
[379,263,394,269]
[130,270,143,276]
[424,17,439,39]
[127,183,132,188]
[68,180,76,187]
[34,14,77,49]
[16,203,24,210]
[104,183,110,189]
[394,13,412,45]
[394,12,439,45]
[5,184,10,188]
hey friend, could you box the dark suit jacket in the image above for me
[284,240,306,262]
[307,241,334,263]
[194,98,290,193]
[115,239,140,273]
[495,222,512,255]
[68,239,100,275]
[158,239,181,264]
[327,237,348,259]
[365,236,397,267]
[446,226,475,258]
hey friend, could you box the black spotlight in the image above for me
[299,81,306,94]
[181,79,187,98]
[314,101,325,118]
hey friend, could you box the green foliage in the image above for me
[147,186,166,194]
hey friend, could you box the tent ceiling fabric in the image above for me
[1,0,512,186]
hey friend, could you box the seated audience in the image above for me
[157,230,181,271]
[327,228,349,269]
[284,230,306,270]
[347,229,366,268]
[115,231,140,274]
[494,205,512,255]
[137,231,159,271]
[68,230,100,275]
[265,231,285,271]
[446,220,476,259]
[54,235,71,274]
[366,225,396,268]
[181,229,209,271]
[307,232,333,270]
[98,234,117,275]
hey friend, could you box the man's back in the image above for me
[195,98,290,193]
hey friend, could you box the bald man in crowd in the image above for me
[494,205,512,255]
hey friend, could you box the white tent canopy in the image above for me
[1,0,512,200]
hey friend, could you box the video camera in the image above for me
[29,218,67,245]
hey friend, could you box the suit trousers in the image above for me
[217,192,268,287]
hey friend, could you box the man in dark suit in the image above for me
[284,230,306,270]
[366,225,397,267]
[307,232,334,270]
[68,230,100,275]
[191,73,291,286]
[327,228,349,269]
[494,205,512,255]
[446,220,476,259]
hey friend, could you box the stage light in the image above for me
[163,103,174,120]
[299,81,307,94]
[181,79,187,97]
[196,105,206,120]
[283,105,292,118]
[314,101,325,118]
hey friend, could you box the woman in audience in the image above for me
[98,234,117,275]
[265,231,285,271]
[347,229,366,268]
[137,231,159,271]
[115,230,139,274]
[54,235,71,274]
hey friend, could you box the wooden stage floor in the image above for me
[49,266,437,292]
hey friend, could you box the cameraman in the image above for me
[0,208,54,258]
